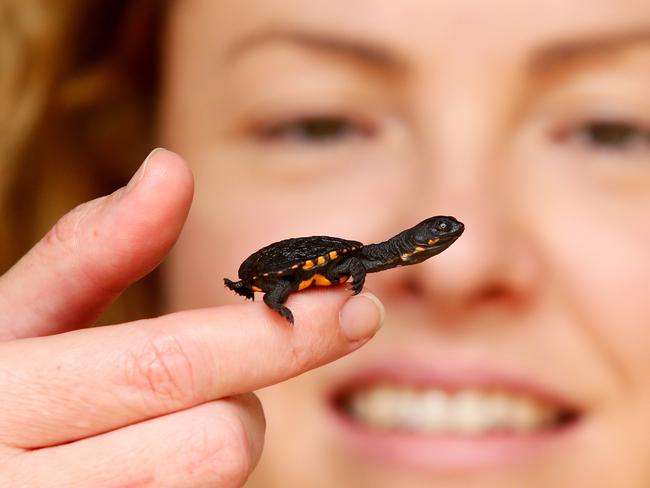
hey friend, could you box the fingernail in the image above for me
[339,291,384,342]
[126,147,166,193]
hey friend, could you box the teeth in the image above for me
[346,386,559,435]
[449,390,486,434]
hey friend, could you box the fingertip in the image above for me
[262,287,384,343]
[113,147,194,247]
[339,291,384,342]
[134,147,194,197]
[124,147,163,193]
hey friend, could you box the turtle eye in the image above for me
[435,220,448,231]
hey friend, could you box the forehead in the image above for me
[173,0,650,66]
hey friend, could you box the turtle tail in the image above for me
[224,278,255,300]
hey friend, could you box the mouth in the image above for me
[411,236,461,260]
[428,228,464,249]
[326,360,584,470]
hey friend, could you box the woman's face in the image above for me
[159,1,650,486]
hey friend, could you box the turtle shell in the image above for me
[238,236,363,280]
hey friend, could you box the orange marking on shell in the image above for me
[317,256,326,265]
[263,272,270,277]
[291,264,299,269]
[351,246,357,251]
[251,286,263,292]
[313,274,332,286]
[298,278,314,290]
[329,251,338,259]
[415,246,425,252]
[427,238,439,245]
[339,276,349,284]
[342,248,348,253]
[302,260,315,270]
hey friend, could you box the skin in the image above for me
[0,149,382,487]
[158,0,650,487]
[1,0,649,487]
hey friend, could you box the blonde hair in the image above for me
[1,0,165,323]
[0,0,65,263]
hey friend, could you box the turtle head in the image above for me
[401,215,464,263]
[412,216,464,245]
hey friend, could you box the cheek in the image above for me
[518,176,650,473]
[561,222,650,354]
[509,140,650,396]
[534,196,650,395]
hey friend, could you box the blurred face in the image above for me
[159,1,650,486]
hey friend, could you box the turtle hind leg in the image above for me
[262,280,295,325]
[224,278,255,300]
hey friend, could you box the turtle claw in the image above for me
[350,279,365,295]
[348,259,366,295]
[278,306,295,325]
[224,278,254,300]
[262,281,294,325]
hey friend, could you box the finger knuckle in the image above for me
[121,332,199,408]
[288,340,312,371]
[42,203,87,256]
[288,334,330,371]
[41,195,113,257]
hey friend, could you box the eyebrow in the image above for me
[226,25,650,74]
[225,27,404,71]
[530,27,650,71]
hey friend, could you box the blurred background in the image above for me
[1,0,163,324]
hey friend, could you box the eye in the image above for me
[435,220,448,231]
[256,115,373,144]
[567,120,650,152]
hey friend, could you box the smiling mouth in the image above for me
[334,384,579,436]
[326,361,584,469]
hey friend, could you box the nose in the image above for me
[423,212,539,317]
[396,201,540,320]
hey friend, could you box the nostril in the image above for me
[480,285,509,301]
[379,273,425,303]
[403,275,423,297]
[469,283,529,312]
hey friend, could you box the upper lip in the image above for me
[327,355,584,420]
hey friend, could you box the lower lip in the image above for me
[324,363,582,473]
[326,407,579,471]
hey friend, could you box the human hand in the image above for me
[0,149,383,487]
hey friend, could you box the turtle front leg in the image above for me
[262,279,295,325]
[328,257,367,295]
[348,258,367,294]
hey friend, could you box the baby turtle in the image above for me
[224,215,464,324]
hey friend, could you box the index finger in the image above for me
[0,287,383,448]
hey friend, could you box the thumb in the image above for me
[0,148,193,340]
